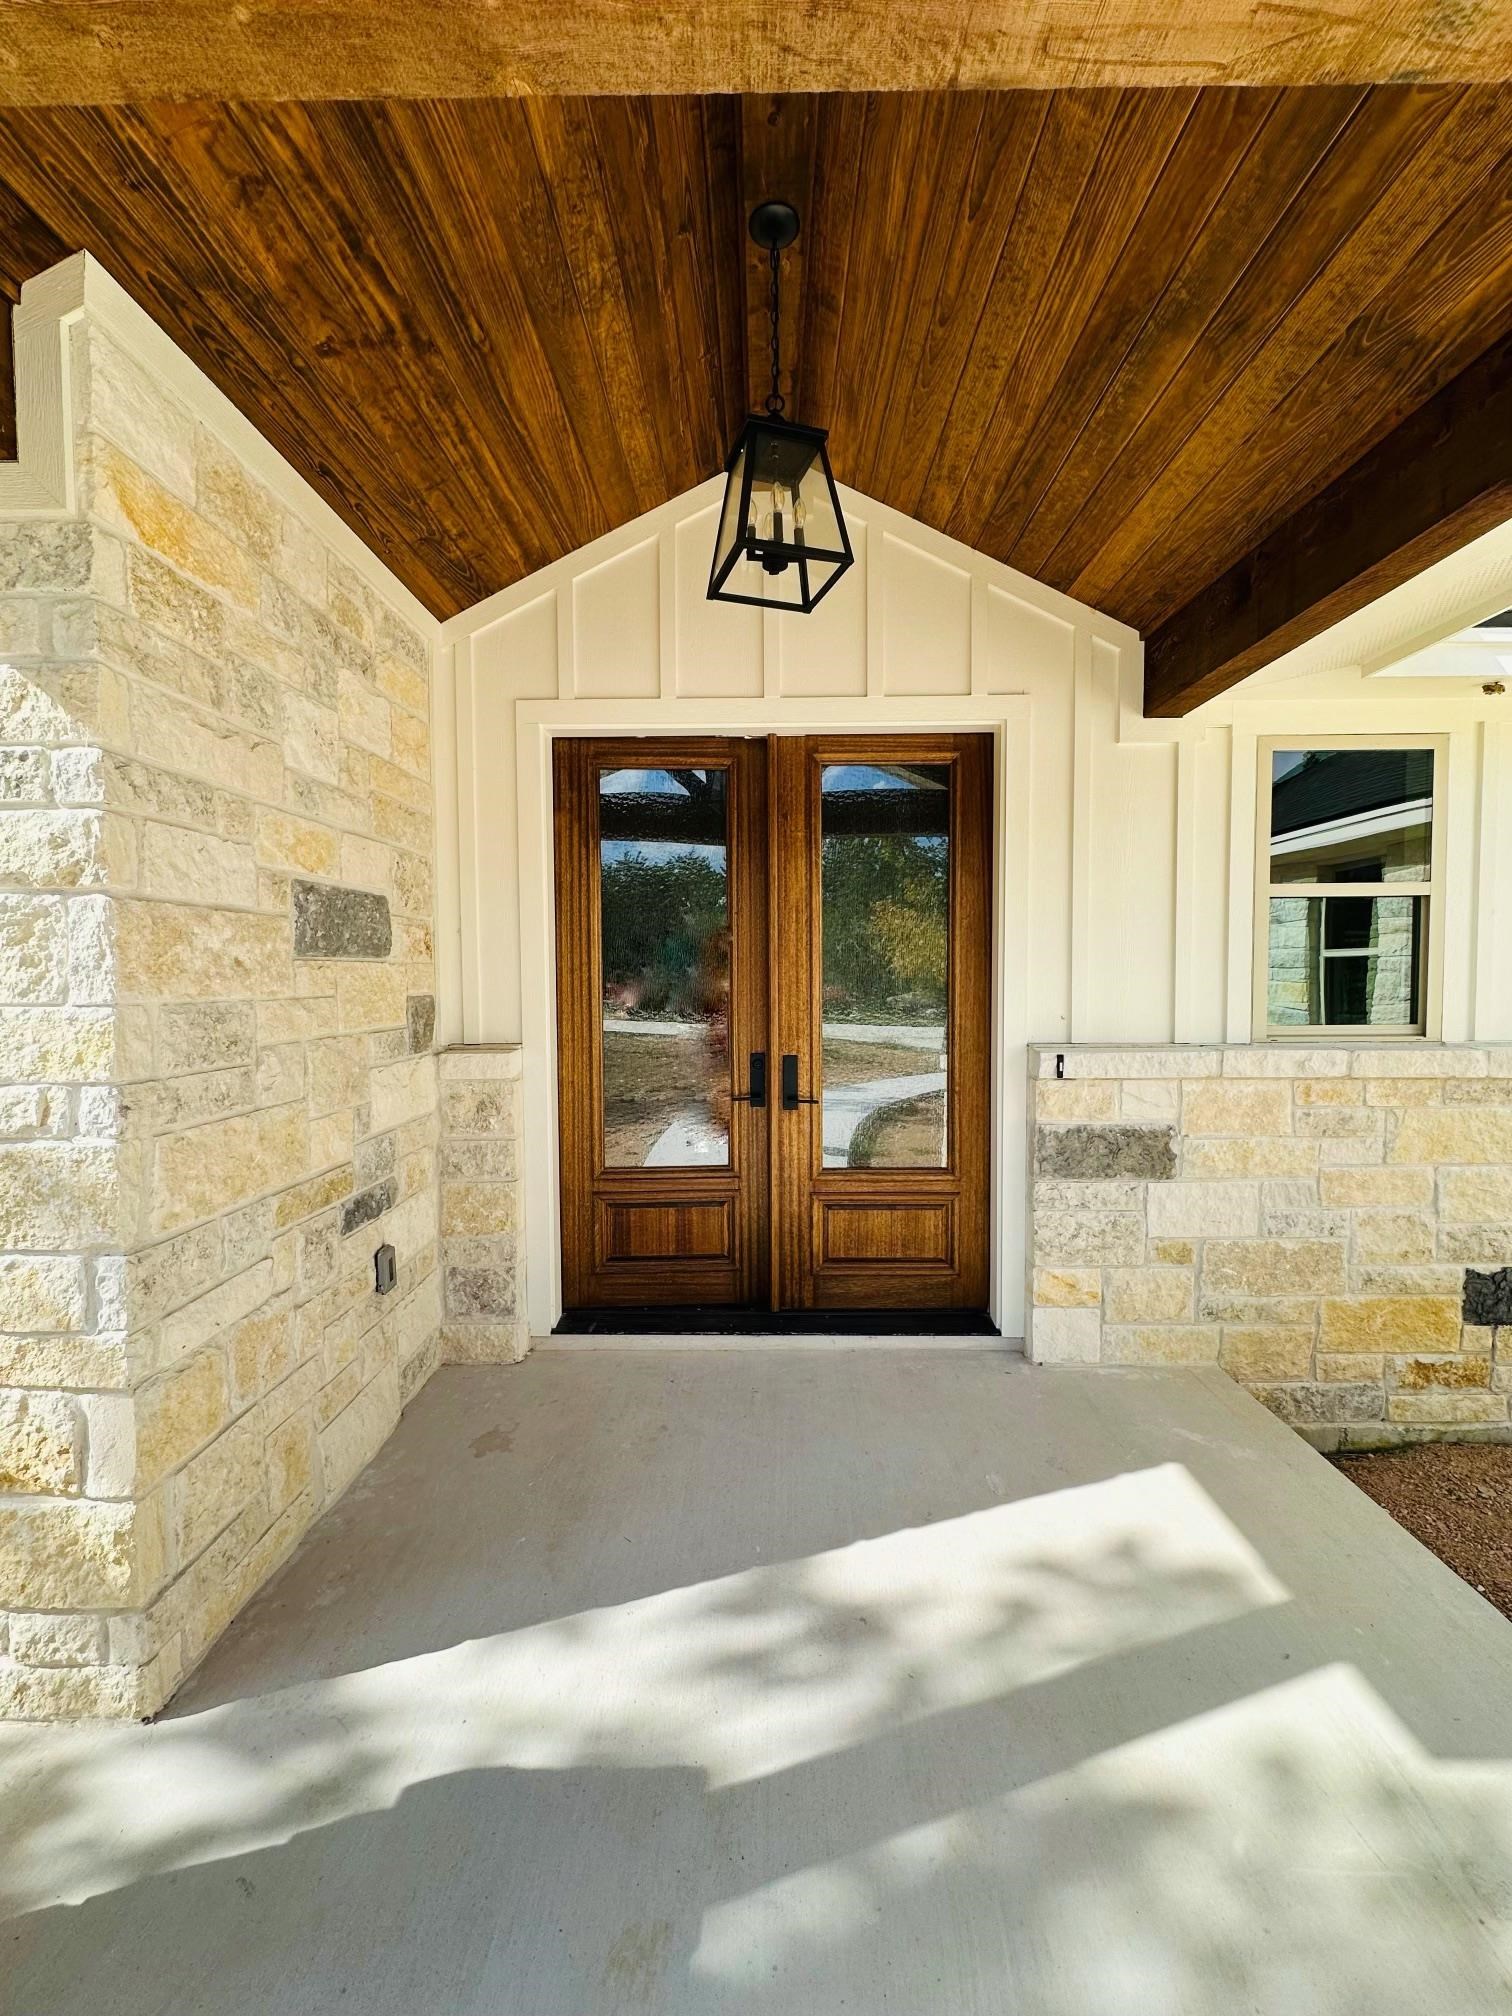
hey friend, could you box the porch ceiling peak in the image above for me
[439,472,1133,646]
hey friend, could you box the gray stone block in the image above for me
[292,879,392,959]
[1464,1267,1512,1327]
[407,993,436,1053]
[1034,1124,1176,1181]
[0,522,94,592]
[354,1131,396,1187]
[399,1334,440,1407]
[1251,1381,1384,1426]
[445,1265,517,1320]
[339,1177,396,1237]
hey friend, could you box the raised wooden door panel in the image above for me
[554,738,769,1308]
[771,734,992,1311]
[816,1198,955,1267]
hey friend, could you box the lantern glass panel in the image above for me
[709,416,853,612]
[794,452,845,557]
[710,435,748,587]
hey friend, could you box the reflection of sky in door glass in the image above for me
[598,767,730,1169]
[822,765,906,791]
[819,763,949,1170]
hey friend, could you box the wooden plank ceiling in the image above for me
[3,1,1511,101]
[1,87,1511,693]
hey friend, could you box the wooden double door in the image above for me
[554,734,991,1314]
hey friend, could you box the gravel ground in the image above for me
[1332,1444,1512,1622]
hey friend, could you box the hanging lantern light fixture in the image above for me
[708,200,854,613]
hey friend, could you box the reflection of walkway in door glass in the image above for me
[603,1021,731,1167]
[820,1024,946,1169]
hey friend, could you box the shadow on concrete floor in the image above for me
[4,1354,1512,2013]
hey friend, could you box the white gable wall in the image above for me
[438,480,1512,1340]
[439,481,1134,1336]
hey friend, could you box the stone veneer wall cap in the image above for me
[439,1046,522,1081]
[1029,1041,1500,1082]
[1031,1048,1224,1080]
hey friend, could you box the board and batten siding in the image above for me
[435,476,1512,1338]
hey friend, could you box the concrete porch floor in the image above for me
[4,1348,1512,2014]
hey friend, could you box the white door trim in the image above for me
[514,699,1031,1337]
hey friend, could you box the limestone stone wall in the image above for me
[1028,1044,1512,1449]
[0,315,440,1717]
[439,1046,528,1364]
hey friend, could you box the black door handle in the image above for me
[780,1053,817,1109]
[732,1051,766,1109]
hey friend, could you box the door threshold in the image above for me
[553,1306,999,1338]
[537,1335,1016,1354]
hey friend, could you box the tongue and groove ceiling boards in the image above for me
[0,85,1511,711]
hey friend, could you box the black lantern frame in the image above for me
[707,412,855,613]
[708,199,855,614]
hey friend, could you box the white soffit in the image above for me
[1233,512,1512,694]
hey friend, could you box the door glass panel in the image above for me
[1269,748,1433,883]
[819,762,949,1169]
[599,767,730,1167]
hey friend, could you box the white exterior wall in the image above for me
[438,490,1512,1343]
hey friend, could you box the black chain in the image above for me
[766,244,784,416]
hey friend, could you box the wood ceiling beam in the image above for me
[1143,331,1512,717]
[2,3,1511,103]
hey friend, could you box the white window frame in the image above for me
[1253,733,1448,1041]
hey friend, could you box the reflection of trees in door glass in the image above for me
[820,764,950,1169]
[598,768,730,1169]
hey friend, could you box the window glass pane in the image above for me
[1322,894,1377,951]
[820,763,949,1169]
[1269,748,1433,883]
[599,767,729,1167]
[1268,895,1423,1029]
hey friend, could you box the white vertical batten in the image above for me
[1442,723,1480,1041]
[1069,628,1095,1040]
[1173,732,1200,1042]
[1474,720,1510,1040]
[432,636,464,1048]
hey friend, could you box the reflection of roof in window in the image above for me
[1271,749,1432,836]
[600,768,727,844]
